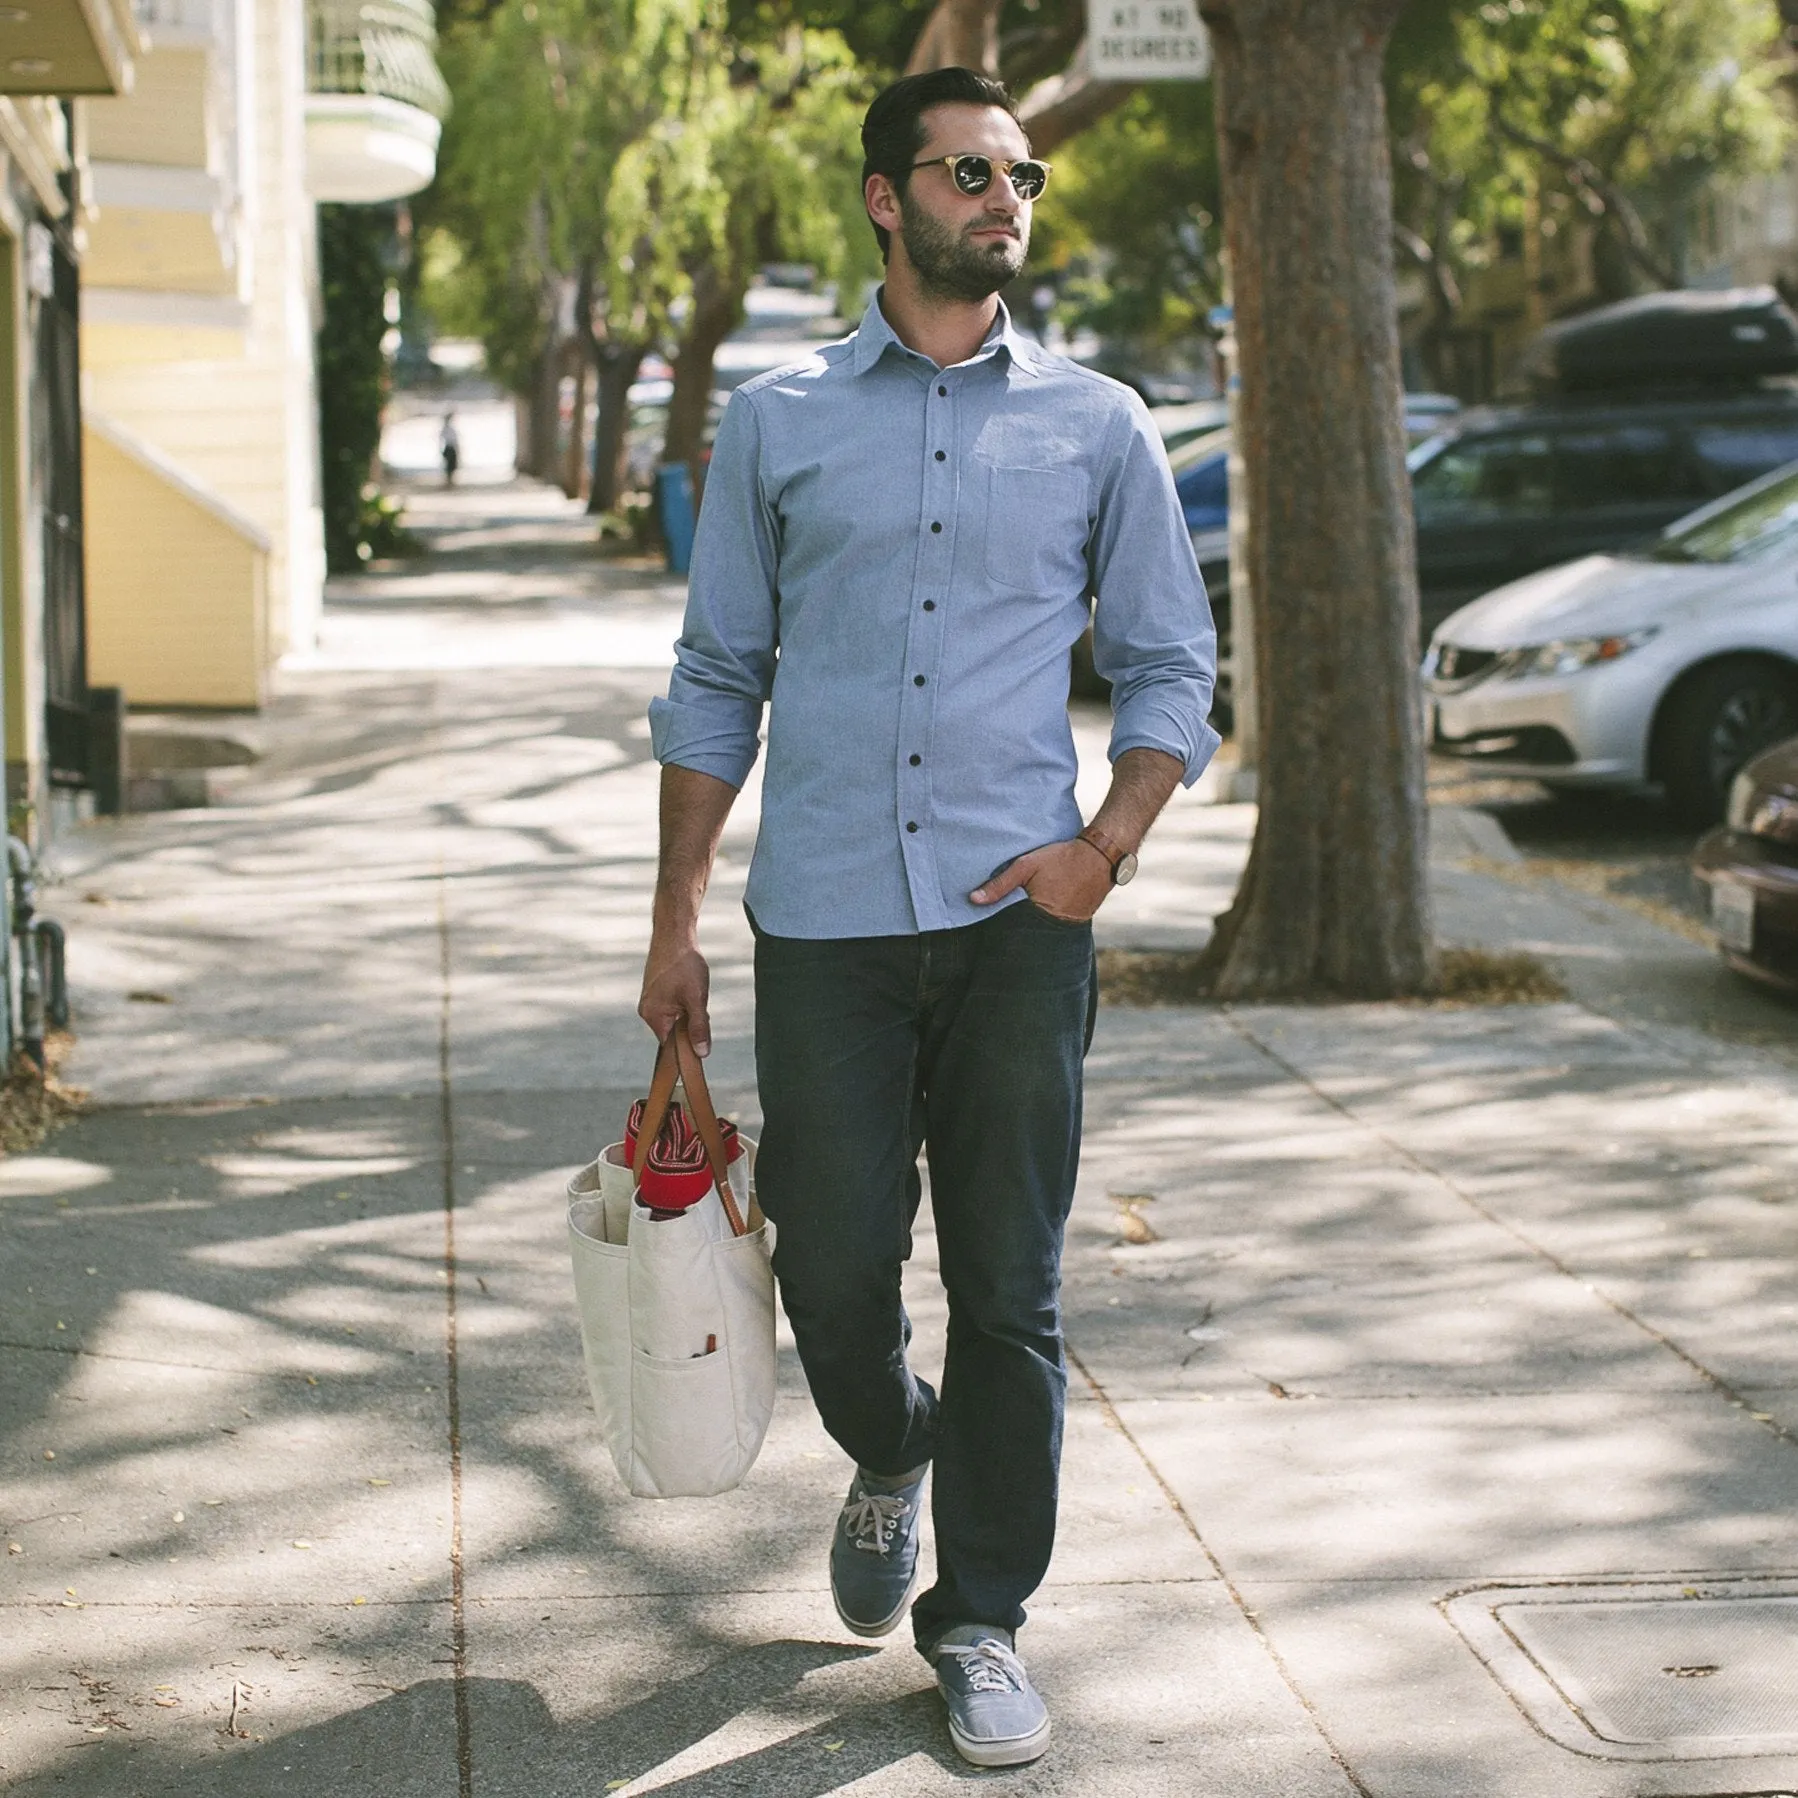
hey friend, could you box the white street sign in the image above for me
[1087,0,1210,81]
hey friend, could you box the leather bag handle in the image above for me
[631,1023,756,1237]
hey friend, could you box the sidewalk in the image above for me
[3,477,1795,1796]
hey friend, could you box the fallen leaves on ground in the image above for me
[0,1034,86,1156]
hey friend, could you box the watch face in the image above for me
[1114,851,1139,886]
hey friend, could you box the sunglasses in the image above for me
[909,153,1052,202]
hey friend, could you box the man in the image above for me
[440,411,459,486]
[640,66,1216,1768]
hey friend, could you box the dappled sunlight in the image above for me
[12,477,1798,1796]
[86,1291,388,1377]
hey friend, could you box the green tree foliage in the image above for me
[427,0,682,397]
[726,0,932,73]
[611,21,876,470]
[424,0,873,486]
[316,204,392,574]
[1393,0,1792,316]
[1043,82,1221,350]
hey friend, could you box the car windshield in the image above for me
[1652,463,1798,564]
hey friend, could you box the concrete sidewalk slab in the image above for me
[1123,1388,1797,1581]
[1232,1576,1798,1798]
[0,1600,460,1796]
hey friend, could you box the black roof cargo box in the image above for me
[1516,287,1798,394]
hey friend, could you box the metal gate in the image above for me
[34,225,87,789]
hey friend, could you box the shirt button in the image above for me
[906,821,919,833]
[923,600,936,612]
[937,385,947,396]
[913,674,926,686]
[934,450,946,462]
[909,753,921,766]
[930,521,942,534]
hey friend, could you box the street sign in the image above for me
[1087,0,1210,81]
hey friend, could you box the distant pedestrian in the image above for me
[639,66,1215,1769]
[439,412,460,486]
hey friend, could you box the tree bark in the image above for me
[1195,0,1433,998]
[665,266,741,490]
[905,0,1003,75]
[587,339,645,514]
[562,348,589,498]
[904,6,1134,155]
[524,331,561,480]
[1016,41,1134,155]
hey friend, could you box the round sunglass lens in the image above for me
[953,156,993,194]
[1012,163,1046,199]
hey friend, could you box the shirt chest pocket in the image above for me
[983,464,1089,596]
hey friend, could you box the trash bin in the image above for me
[657,462,697,574]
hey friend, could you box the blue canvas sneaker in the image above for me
[829,1465,926,1638]
[929,1626,1051,1768]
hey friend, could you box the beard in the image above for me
[899,201,1028,303]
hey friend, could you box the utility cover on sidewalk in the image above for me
[1444,1580,1798,1761]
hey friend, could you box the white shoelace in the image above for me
[839,1489,910,1555]
[936,1638,1027,1694]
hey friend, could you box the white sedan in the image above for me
[1425,461,1798,822]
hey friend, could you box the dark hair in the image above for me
[860,67,1022,261]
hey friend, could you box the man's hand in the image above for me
[639,933,712,1054]
[970,837,1113,922]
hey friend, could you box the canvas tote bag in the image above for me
[565,1024,776,1498]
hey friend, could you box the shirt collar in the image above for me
[851,290,1042,378]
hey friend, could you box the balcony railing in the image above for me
[307,0,449,121]
[132,0,216,28]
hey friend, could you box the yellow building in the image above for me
[78,0,443,712]
[0,3,136,827]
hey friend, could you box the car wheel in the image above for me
[1655,657,1798,826]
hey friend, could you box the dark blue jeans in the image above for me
[750,899,1098,1649]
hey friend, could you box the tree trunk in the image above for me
[562,348,589,499]
[1195,0,1433,998]
[905,0,1003,75]
[524,333,561,480]
[906,8,1134,155]
[1017,41,1133,154]
[587,340,645,515]
[665,267,741,490]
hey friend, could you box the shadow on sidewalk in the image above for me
[9,1641,972,1798]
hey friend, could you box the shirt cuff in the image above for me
[1110,696,1222,789]
[648,695,759,789]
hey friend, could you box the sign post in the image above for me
[1087,0,1209,81]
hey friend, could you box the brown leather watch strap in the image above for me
[1079,824,1129,873]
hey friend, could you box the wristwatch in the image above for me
[1078,825,1138,886]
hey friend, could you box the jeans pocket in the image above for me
[1020,896,1093,932]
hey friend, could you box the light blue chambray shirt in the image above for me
[648,294,1219,940]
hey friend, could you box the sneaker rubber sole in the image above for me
[946,1713,1051,1768]
[830,1564,918,1639]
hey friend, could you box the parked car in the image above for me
[1692,734,1798,993]
[1164,396,1466,622]
[1426,459,1798,821]
[1409,388,1798,643]
[1154,399,1230,455]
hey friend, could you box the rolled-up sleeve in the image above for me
[647,393,779,788]
[1087,396,1221,788]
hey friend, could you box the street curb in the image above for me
[1431,803,1523,865]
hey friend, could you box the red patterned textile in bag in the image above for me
[625,1099,743,1211]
